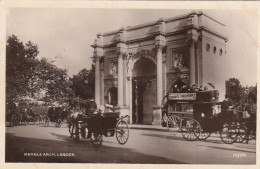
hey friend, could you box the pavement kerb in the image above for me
[128,124,175,132]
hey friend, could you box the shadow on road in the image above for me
[197,145,256,154]
[5,133,185,164]
[141,133,235,145]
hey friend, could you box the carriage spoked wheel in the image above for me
[79,122,89,139]
[235,128,246,143]
[181,118,201,141]
[249,130,256,140]
[33,117,39,125]
[167,115,182,131]
[220,123,237,144]
[116,120,129,145]
[197,129,211,140]
[55,118,62,128]
[90,123,103,147]
[69,124,80,142]
[233,123,247,143]
[44,116,50,127]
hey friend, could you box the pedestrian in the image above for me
[204,86,208,91]
[191,84,197,92]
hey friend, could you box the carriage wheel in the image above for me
[116,120,129,145]
[249,130,256,140]
[44,116,50,127]
[90,124,103,147]
[33,117,38,125]
[71,124,80,142]
[34,117,40,125]
[78,122,89,139]
[55,118,62,128]
[168,115,182,131]
[181,118,201,141]
[162,113,168,128]
[235,128,246,143]
[198,130,211,140]
[220,123,237,144]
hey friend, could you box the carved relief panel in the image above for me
[171,50,188,69]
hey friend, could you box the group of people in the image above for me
[171,83,209,93]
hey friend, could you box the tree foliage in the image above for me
[6,35,39,101]
[226,78,257,104]
[6,34,96,106]
[29,58,74,104]
[248,85,257,103]
[6,35,74,105]
[225,78,242,103]
[70,65,95,100]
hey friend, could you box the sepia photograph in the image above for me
[3,3,258,166]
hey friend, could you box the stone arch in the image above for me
[127,55,156,76]
[132,58,156,77]
[105,86,118,106]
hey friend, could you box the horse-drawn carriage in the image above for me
[68,103,129,147]
[162,89,255,144]
[43,106,69,127]
[10,107,28,126]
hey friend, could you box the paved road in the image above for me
[5,123,256,164]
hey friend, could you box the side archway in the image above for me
[105,87,118,107]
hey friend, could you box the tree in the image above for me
[28,58,74,104]
[248,85,257,103]
[70,65,95,100]
[6,35,74,105]
[6,35,39,101]
[225,78,243,104]
[226,78,257,104]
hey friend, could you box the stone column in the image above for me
[117,52,124,107]
[125,77,129,107]
[156,44,164,106]
[115,28,129,118]
[188,39,197,87]
[128,77,132,124]
[95,56,100,105]
[153,33,166,125]
[100,60,104,105]
[92,33,103,106]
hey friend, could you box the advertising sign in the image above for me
[168,93,196,100]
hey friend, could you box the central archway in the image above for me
[132,58,156,124]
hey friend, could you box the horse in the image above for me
[67,100,97,139]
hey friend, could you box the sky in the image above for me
[6,8,258,86]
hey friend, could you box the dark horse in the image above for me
[68,100,97,139]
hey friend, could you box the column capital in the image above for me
[93,55,101,62]
[155,34,166,52]
[93,46,104,58]
[155,43,166,52]
[186,38,198,48]
[116,51,128,58]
